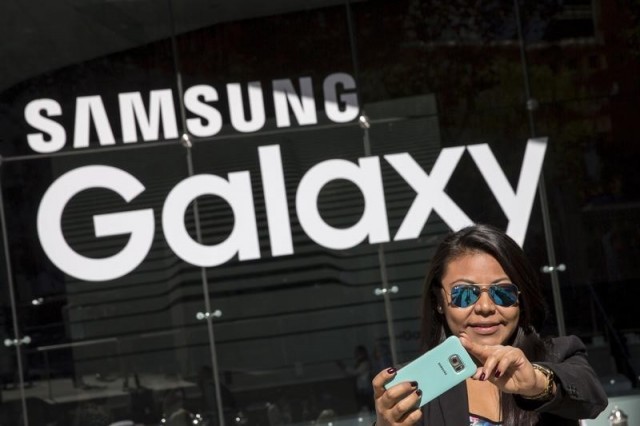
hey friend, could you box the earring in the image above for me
[436,305,443,314]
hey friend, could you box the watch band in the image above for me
[521,363,555,401]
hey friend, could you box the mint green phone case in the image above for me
[384,336,477,407]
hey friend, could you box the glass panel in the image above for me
[364,98,450,366]
[0,1,181,159]
[187,129,385,423]
[0,0,217,423]
[171,1,387,423]
[531,29,640,393]
[0,189,28,426]
[351,1,548,366]
[350,2,640,401]
[0,146,198,425]
[514,0,640,396]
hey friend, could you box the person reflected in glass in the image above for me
[372,224,607,425]
[71,402,112,426]
[162,388,191,426]
[197,365,238,424]
[338,345,375,412]
[372,341,393,374]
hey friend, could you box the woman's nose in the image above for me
[473,290,496,314]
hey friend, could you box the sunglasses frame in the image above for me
[444,283,521,308]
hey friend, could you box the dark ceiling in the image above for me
[0,0,351,92]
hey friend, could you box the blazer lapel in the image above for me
[422,381,469,425]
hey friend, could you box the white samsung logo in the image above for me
[23,73,358,154]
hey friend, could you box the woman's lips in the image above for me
[469,323,500,334]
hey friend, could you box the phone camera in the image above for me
[449,354,465,372]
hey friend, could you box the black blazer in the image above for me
[421,335,608,425]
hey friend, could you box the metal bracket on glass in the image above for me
[541,264,566,274]
[180,133,193,148]
[374,285,399,296]
[196,310,222,320]
[526,98,539,111]
[4,336,31,347]
[358,114,371,129]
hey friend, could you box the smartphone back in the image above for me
[384,336,476,407]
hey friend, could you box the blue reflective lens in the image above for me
[449,284,519,308]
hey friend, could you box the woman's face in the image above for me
[439,251,520,347]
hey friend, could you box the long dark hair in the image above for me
[420,224,550,426]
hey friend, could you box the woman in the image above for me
[372,224,607,426]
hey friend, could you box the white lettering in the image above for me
[162,173,260,267]
[296,157,389,250]
[37,166,154,281]
[25,99,66,153]
[228,82,266,133]
[323,73,359,123]
[385,148,472,239]
[119,89,178,143]
[467,138,547,246]
[73,96,116,148]
[24,73,361,152]
[184,84,223,137]
[259,145,293,256]
[273,77,317,127]
[34,140,547,281]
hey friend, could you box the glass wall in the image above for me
[0,1,639,425]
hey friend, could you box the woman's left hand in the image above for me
[459,336,550,398]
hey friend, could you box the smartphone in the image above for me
[384,336,476,407]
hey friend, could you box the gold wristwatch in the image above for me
[521,363,555,401]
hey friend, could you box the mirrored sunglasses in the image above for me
[448,283,520,308]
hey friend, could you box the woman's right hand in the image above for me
[372,368,423,426]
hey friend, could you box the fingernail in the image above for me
[479,373,486,381]
[386,368,396,374]
[416,389,422,396]
[410,381,418,388]
[494,371,501,378]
